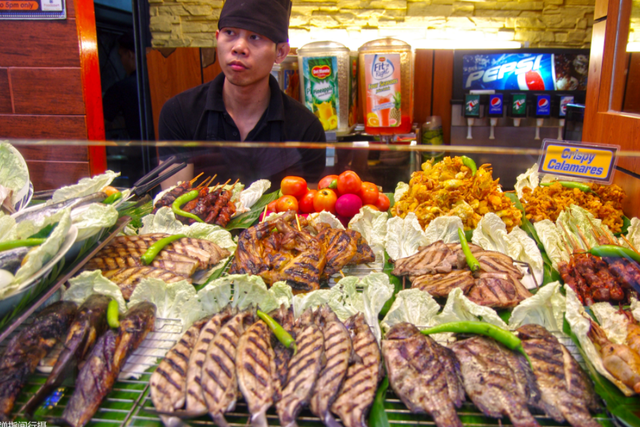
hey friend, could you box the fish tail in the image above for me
[250,410,269,427]
[323,411,343,427]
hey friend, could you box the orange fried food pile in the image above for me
[520,182,626,233]
[391,156,522,231]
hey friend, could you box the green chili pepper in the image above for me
[540,181,593,193]
[0,238,46,253]
[590,245,640,264]
[257,309,297,355]
[102,191,123,204]
[421,321,533,368]
[172,190,204,223]
[460,156,477,176]
[107,299,120,329]
[141,234,186,265]
[458,228,480,272]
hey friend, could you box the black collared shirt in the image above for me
[158,73,327,184]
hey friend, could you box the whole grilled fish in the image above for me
[186,306,236,414]
[310,305,353,427]
[23,294,111,417]
[276,308,324,427]
[102,267,190,299]
[382,322,464,427]
[269,305,295,402]
[450,335,543,427]
[331,313,381,427]
[517,324,601,427]
[236,320,277,427]
[12,192,107,224]
[61,301,156,427]
[201,310,254,427]
[0,247,30,274]
[0,301,77,421]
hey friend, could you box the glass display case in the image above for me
[1,139,640,427]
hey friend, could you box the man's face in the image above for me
[216,27,288,87]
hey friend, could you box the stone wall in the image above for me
[150,0,595,49]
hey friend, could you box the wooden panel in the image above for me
[609,0,631,111]
[413,49,433,125]
[431,50,454,144]
[16,145,89,162]
[614,167,640,218]
[596,111,640,173]
[26,160,90,191]
[147,47,203,139]
[623,53,640,113]
[594,0,608,21]
[202,48,223,84]
[0,20,80,68]
[0,69,12,114]
[66,0,75,18]
[583,20,606,142]
[11,68,84,115]
[0,115,87,139]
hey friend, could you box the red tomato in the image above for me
[313,188,337,214]
[281,176,307,198]
[276,195,299,213]
[267,200,278,212]
[359,182,379,205]
[375,193,391,212]
[318,174,339,190]
[337,171,362,195]
[298,190,317,214]
[363,204,379,211]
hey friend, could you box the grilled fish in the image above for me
[201,310,254,427]
[85,250,198,278]
[518,324,601,427]
[236,320,277,427]
[392,241,457,276]
[382,322,464,427]
[186,306,236,414]
[102,266,190,299]
[0,247,30,274]
[467,271,532,308]
[0,301,77,421]
[331,313,381,427]
[277,308,324,427]
[61,301,156,427]
[411,270,476,297]
[151,317,208,426]
[23,294,111,416]
[450,336,543,427]
[310,305,353,427]
[269,305,295,402]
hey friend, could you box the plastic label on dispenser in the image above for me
[488,94,503,116]
[559,95,574,117]
[283,69,300,102]
[349,56,358,127]
[302,56,340,131]
[364,53,401,128]
[535,94,551,117]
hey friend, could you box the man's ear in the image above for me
[275,42,291,64]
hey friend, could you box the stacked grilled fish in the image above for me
[392,240,532,308]
[150,305,382,427]
[382,322,602,427]
[84,234,230,299]
[229,211,375,292]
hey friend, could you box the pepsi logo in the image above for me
[538,98,549,108]
[491,97,502,107]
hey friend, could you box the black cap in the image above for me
[218,0,291,44]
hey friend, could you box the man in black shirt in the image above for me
[158,0,326,186]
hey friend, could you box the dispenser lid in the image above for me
[281,55,298,64]
[298,40,350,55]
[358,37,412,52]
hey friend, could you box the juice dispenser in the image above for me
[280,55,300,102]
[358,37,414,136]
[298,41,353,135]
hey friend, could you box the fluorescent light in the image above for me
[627,42,640,52]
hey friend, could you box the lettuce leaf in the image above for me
[51,170,119,204]
[307,211,344,230]
[0,213,16,243]
[508,281,565,332]
[0,142,29,206]
[556,205,607,251]
[627,217,640,251]
[63,270,127,313]
[195,278,233,317]
[534,219,570,269]
[436,287,507,328]
[237,179,270,213]
[231,274,281,313]
[270,281,293,309]
[394,181,409,203]
[348,206,388,270]
[72,203,119,241]
[385,212,428,261]
[424,216,464,245]
[514,163,539,199]
[381,289,440,331]
[590,302,628,345]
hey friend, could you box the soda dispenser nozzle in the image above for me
[488,94,503,140]
[557,95,574,141]
[464,94,480,140]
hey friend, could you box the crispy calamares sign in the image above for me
[538,139,619,184]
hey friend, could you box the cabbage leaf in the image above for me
[508,281,565,332]
[385,212,428,261]
[52,170,119,203]
[63,270,127,313]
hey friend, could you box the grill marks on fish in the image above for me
[411,270,476,297]
[269,306,295,402]
[61,301,156,427]
[22,294,111,417]
[201,310,254,427]
[392,241,457,276]
[382,322,464,427]
[0,301,77,421]
[450,336,542,427]
[236,320,276,427]
[103,267,190,299]
[186,306,236,413]
[467,272,532,308]
[310,306,353,427]
[277,309,325,427]
[331,313,381,427]
[517,324,601,427]
[86,248,198,277]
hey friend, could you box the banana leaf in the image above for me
[225,190,280,230]
[368,377,390,427]
[380,250,402,318]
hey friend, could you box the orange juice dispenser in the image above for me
[358,37,414,136]
[298,41,354,135]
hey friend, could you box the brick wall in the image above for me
[150,0,595,48]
